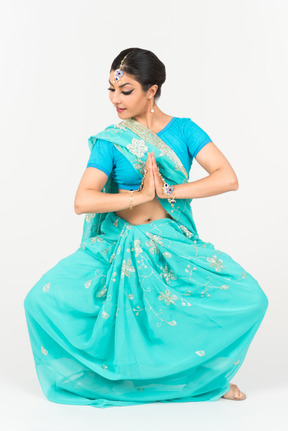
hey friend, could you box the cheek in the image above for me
[130,94,146,106]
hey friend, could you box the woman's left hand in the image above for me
[150,151,168,199]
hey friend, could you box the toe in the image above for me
[234,385,245,399]
[235,390,246,399]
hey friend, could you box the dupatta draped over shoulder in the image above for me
[81,118,199,244]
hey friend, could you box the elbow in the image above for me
[74,205,82,215]
[74,199,83,215]
[74,189,85,215]
[230,177,239,191]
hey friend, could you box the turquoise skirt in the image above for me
[24,211,268,407]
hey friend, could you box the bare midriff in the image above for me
[115,188,174,225]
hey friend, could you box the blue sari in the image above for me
[24,118,269,407]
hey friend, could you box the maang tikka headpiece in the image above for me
[113,51,132,85]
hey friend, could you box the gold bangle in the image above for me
[129,190,134,210]
[137,168,148,192]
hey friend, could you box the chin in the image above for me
[117,111,129,117]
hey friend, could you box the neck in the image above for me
[130,105,166,132]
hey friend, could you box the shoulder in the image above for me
[87,122,118,148]
[171,117,198,136]
[176,117,211,140]
[175,117,205,132]
[88,137,114,157]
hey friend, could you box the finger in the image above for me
[152,153,158,170]
[148,155,153,173]
[151,160,155,178]
[152,158,157,175]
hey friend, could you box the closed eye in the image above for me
[107,88,134,95]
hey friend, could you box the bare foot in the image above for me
[222,383,246,400]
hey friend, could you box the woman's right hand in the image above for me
[140,153,155,202]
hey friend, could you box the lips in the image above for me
[116,107,126,111]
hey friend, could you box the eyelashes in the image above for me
[107,88,134,96]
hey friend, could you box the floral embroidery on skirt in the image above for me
[24,211,268,408]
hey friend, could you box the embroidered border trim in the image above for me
[119,118,189,180]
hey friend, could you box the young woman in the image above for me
[24,48,269,407]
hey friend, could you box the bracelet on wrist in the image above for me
[158,169,176,208]
[135,166,177,210]
[128,190,134,210]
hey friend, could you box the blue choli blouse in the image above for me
[86,117,212,190]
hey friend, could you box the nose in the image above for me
[111,90,121,105]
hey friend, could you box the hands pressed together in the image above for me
[140,151,169,201]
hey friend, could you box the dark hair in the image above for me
[110,48,166,101]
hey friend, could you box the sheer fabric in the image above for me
[24,118,268,407]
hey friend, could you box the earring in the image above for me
[150,96,154,112]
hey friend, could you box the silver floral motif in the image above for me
[84,280,92,289]
[196,350,205,356]
[207,254,224,272]
[131,239,143,257]
[132,293,178,327]
[121,258,136,278]
[85,213,96,222]
[146,232,164,245]
[162,251,172,258]
[127,138,148,158]
[179,225,193,238]
[96,287,107,298]
[41,346,48,355]
[167,320,177,326]
[219,284,229,290]
[43,283,50,292]
[91,236,104,244]
[102,247,110,256]
[102,310,109,319]
[158,289,178,305]
[119,118,189,179]
[133,160,146,174]
[160,263,177,284]
[109,253,116,263]
[113,124,127,131]
[146,239,160,255]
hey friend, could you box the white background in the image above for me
[0,0,287,430]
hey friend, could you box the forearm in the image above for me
[172,168,239,199]
[75,190,147,215]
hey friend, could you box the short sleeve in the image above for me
[183,118,213,158]
[86,138,114,177]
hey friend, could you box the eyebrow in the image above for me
[108,79,133,88]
